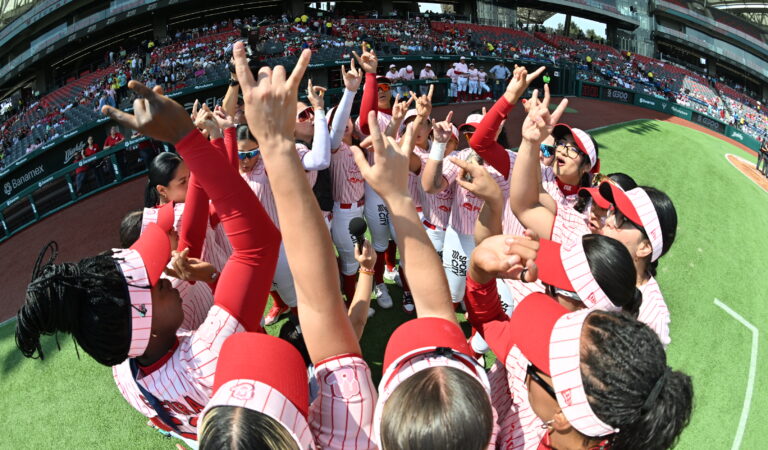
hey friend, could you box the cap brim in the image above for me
[509,293,569,374]
[383,318,471,369]
[534,239,574,292]
[376,76,391,84]
[214,332,309,418]
[599,182,642,226]
[155,202,176,232]
[458,122,480,131]
[130,223,170,286]
[578,187,611,209]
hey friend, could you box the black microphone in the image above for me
[348,217,368,252]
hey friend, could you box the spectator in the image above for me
[489,62,511,99]
[73,136,104,195]
[398,65,415,97]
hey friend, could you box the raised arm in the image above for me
[329,60,362,150]
[352,43,378,135]
[352,111,455,324]
[222,67,239,118]
[235,44,361,362]
[420,110,454,193]
[348,240,376,339]
[448,157,505,244]
[469,65,545,177]
[509,86,568,240]
[302,79,331,170]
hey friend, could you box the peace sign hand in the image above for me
[351,42,378,74]
[341,58,363,91]
[521,84,568,144]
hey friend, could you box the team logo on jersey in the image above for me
[438,205,450,212]
[230,382,256,401]
[586,292,596,306]
[560,389,573,406]
[461,202,480,212]
[348,177,365,184]
[325,367,360,399]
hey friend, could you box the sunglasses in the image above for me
[540,143,556,158]
[527,364,557,400]
[607,209,646,236]
[238,149,260,160]
[297,107,314,122]
[545,283,582,303]
[377,84,391,92]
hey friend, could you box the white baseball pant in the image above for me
[423,221,447,254]
[331,202,364,276]
[363,184,395,253]
[273,242,298,307]
[480,81,491,93]
[468,80,479,95]
[457,77,468,92]
[449,83,458,98]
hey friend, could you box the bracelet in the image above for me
[359,268,375,276]
[210,271,219,281]
[229,80,239,87]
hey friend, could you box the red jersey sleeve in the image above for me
[177,173,209,260]
[358,73,378,136]
[465,275,515,361]
[469,96,515,177]
[223,127,238,171]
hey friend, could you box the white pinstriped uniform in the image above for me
[240,162,298,307]
[495,346,547,449]
[417,152,455,253]
[297,143,319,187]
[330,142,366,276]
[309,354,378,449]
[112,306,244,436]
[638,275,671,348]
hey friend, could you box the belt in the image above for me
[339,199,364,209]
[423,219,445,231]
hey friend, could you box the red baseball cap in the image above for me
[552,124,600,173]
[200,332,314,448]
[599,182,664,261]
[459,113,484,131]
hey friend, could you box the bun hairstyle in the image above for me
[582,234,641,316]
[119,210,143,248]
[144,152,183,208]
[581,311,693,450]
[641,186,677,277]
[380,366,493,450]
[199,406,300,450]
[236,124,257,143]
[16,242,132,366]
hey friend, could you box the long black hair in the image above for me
[641,186,677,277]
[16,242,132,366]
[575,172,637,213]
[581,311,693,450]
[583,234,642,316]
[144,152,183,208]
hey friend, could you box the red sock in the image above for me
[374,252,386,285]
[399,266,410,292]
[342,273,357,303]
[271,290,288,309]
[385,240,398,271]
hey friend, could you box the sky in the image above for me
[543,14,607,37]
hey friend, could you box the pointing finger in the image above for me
[287,49,311,92]
[101,105,139,130]
[445,110,454,123]
[233,41,256,89]
[127,80,156,100]
[427,83,434,101]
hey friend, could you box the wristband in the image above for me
[210,271,219,281]
[229,80,239,87]
[359,268,375,276]
[429,141,447,161]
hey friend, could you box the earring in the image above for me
[540,419,555,430]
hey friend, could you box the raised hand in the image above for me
[450,156,502,204]
[233,41,311,148]
[521,85,568,144]
[194,103,221,139]
[505,64,546,104]
[390,94,414,123]
[414,84,434,118]
[351,42,378,74]
[470,234,539,282]
[341,58,363,91]
[351,110,410,199]
[102,81,194,144]
[432,111,454,144]
[212,105,235,129]
[306,79,327,110]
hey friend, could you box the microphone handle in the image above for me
[352,234,366,252]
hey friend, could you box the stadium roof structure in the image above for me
[0,0,36,30]
[707,0,768,28]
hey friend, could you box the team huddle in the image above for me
[14,41,693,449]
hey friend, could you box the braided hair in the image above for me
[16,242,132,366]
[581,311,693,450]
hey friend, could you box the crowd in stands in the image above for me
[1,13,766,170]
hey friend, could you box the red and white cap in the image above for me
[509,295,620,437]
[373,318,496,446]
[199,332,315,448]
[535,237,620,312]
[599,182,664,262]
[141,201,181,234]
[578,187,611,209]
[552,124,600,173]
[459,113,484,131]
[112,220,172,358]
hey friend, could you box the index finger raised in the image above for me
[233,41,257,89]
[427,83,434,101]
[286,49,311,92]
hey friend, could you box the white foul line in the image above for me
[714,298,759,450]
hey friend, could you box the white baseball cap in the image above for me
[425,63,432,67]
[406,65,413,71]
[389,64,396,69]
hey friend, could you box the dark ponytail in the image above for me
[16,243,132,366]
[581,311,693,450]
[640,186,677,277]
[577,136,600,189]
[144,152,183,208]
[119,210,143,248]
[582,234,639,313]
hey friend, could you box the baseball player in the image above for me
[467,63,479,100]
[478,66,491,99]
[446,65,458,100]
[350,109,498,449]
[418,63,436,96]
[453,56,469,102]
[386,63,400,98]
[17,80,281,441]
[397,64,415,97]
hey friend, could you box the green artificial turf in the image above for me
[0,118,765,449]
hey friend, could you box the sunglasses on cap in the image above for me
[527,364,556,400]
[378,83,391,92]
[297,107,314,122]
[540,143,556,158]
[238,149,260,160]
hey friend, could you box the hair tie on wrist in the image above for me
[519,268,528,282]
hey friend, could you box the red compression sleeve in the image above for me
[469,96,515,177]
[465,275,514,361]
[177,173,208,260]
[175,129,281,331]
[359,73,378,135]
[223,127,238,171]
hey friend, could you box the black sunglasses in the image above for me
[527,364,557,400]
[609,209,647,237]
[540,143,556,158]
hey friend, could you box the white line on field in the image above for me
[0,316,16,328]
[714,298,759,450]
[724,154,768,195]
